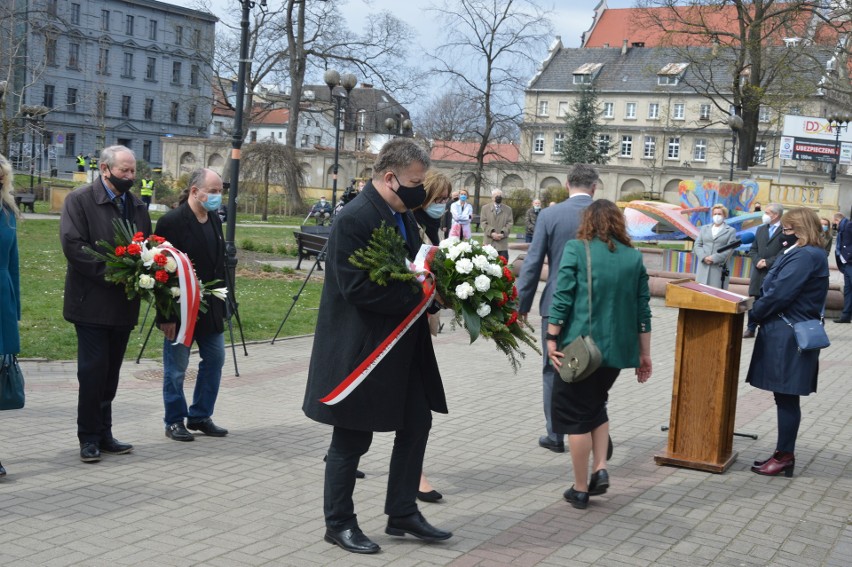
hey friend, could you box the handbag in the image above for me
[559,241,602,383]
[779,313,830,352]
[0,354,25,410]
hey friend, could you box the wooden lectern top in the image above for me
[665,278,753,314]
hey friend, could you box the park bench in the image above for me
[14,193,36,213]
[294,225,331,270]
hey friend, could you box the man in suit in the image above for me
[155,168,229,442]
[303,139,451,554]
[744,203,784,337]
[480,189,514,261]
[517,163,598,454]
[60,145,152,463]
[833,211,852,323]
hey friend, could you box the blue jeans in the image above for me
[162,332,225,426]
[840,261,852,319]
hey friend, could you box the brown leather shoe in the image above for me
[743,329,756,338]
[751,451,795,477]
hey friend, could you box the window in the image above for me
[553,133,565,155]
[356,135,366,151]
[126,15,134,36]
[123,53,134,78]
[603,102,614,118]
[65,133,76,157]
[598,134,611,154]
[754,142,767,164]
[759,106,771,123]
[43,84,55,108]
[146,57,157,80]
[693,138,707,161]
[533,133,545,154]
[149,20,158,41]
[667,136,681,159]
[67,88,78,112]
[70,4,80,25]
[170,102,179,123]
[45,36,57,66]
[537,100,548,116]
[190,64,199,87]
[101,10,110,31]
[188,105,196,125]
[172,61,181,84]
[620,135,633,157]
[643,136,656,158]
[573,74,591,84]
[47,0,58,17]
[313,135,321,145]
[144,98,154,120]
[121,95,131,118]
[175,26,183,45]
[699,104,711,121]
[625,102,637,119]
[300,134,309,148]
[250,131,257,143]
[96,91,107,117]
[68,42,80,69]
[648,103,659,120]
[673,103,685,120]
[191,29,201,49]
[790,105,802,115]
[657,75,679,86]
[143,140,152,162]
[117,138,132,150]
[558,101,569,117]
[357,109,366,130]
[98,48,109,74]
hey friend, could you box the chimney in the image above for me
[622,39,628,55]
[361,83,373,89]
[603,43,609,48]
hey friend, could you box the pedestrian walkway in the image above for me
[1,293,850,566]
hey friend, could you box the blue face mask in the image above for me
[459,195,467,202]
[201,193,222,212]
[823,225,829,232]
[426,203,445,219]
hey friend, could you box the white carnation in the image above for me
[482,244,498,259]
[439,237,459,249]
[169,286,181,298]
[476,303,492,317]
[488,264,503,277]
[164,258,177,273]
[455,282,475,300]
[474,274,491,292]
[456,241,472,254]
[138,274,155,289]
[455,258,474,274]
[446,245,464,261]
[472,254,490,270]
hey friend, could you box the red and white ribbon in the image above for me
[320,249,438,406]
[160,245,201,347]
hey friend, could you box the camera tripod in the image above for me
[271,239,327,344]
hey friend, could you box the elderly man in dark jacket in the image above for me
[744,203,784,337]
[303,139,451,555]
[60,145,152,463]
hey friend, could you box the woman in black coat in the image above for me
[745,208,829,477]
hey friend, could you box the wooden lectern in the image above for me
[654,279,753,473]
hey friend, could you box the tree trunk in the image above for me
[261,162,269,221]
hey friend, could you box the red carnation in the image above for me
[506,311,518,326]
[126,243,142,255]
[511,285,518,300]
[503,266,514,282]
[155,270,170,283]
[150,235,166,244]
[154,254,168,266]
[497,255,507,266]
[132,231,145,242]
[498,291,509,307]
[115,246,127,256]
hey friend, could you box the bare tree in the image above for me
[428,0,553,211]
[240,140,305,220]
[415,90,484,142]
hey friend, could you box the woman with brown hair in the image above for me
[546,199,652,509]
[746,207,829,477]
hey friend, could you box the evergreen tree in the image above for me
[560,86,608,165]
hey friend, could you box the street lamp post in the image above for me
[827,112,852,183]
[20,104,49,193]
[324,70,357,211]
[727,114,743,181]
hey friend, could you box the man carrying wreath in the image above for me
[303,138,452,554]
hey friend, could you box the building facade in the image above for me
[1,0,216,174]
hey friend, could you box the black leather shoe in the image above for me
[563,486,589,509]
[80,442,101,463]
[165,422,194,442]
[588,469,609,496]
[386,511,452,541]
[324,527,380,554]
[0,462,6,476]
[323,454,365,479]
[833,318,851,323]
[186,418,228,437]
[538,435,565,453]
[100,438,133,455]
[417,490,443,503]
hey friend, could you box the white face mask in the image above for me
[712,214,724,225]
[761,213,771,224]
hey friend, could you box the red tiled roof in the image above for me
[251,107,289,125]
[430,141,519,164]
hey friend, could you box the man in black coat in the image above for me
[60,145,152,463]
[155,168,228,442]
[303,139,451,554]
[833,211,852,323]
[745,203,784,337]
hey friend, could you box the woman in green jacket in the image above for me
[546,199,653,509]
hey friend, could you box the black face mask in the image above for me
[452,196,459,202]
[392,173,426,210]
[494,196,503,204]
[107,166,135,194]
[781,234,798,249]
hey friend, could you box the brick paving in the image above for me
[1,284,851,566]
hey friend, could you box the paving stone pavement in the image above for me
[1,291,851,566]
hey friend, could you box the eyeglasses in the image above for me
[781,227,794,233]
[434,196,450,204]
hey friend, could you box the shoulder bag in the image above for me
[779,312,830,353]
[0,354,25,410]
[559,241,602,383]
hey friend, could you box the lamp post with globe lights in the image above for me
[324,70,357,211]
[20,104,50,193]
[727,113,744,181]
[827,112,852,183]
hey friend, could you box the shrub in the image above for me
[240,239,257,251]
[504,188,533,224]
[541,185,568,205]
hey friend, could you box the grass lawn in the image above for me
[18,219,321,361]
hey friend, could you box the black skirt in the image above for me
[552,367,620,435]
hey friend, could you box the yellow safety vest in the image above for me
[76,155,86,167]
[140,179,154,196]
[89,158,98,170]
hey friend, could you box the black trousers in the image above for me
[75,324,132,444]
[323,372,432,530]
